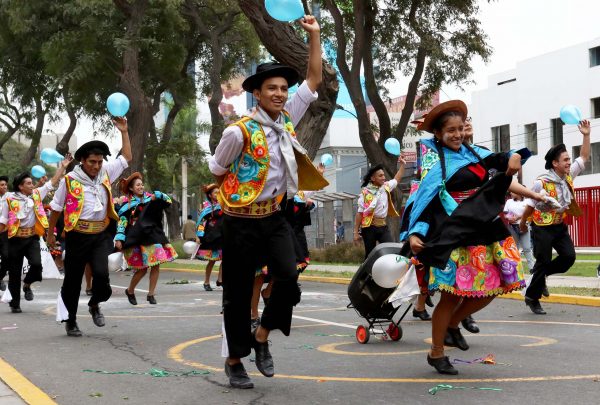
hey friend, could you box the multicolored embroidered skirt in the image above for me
[124,243,178,270]
[428,236,525,297]
[196,249,222,261]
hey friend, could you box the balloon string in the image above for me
[83,368,210,377]
[428,384,502,395]
[451,354,512,367]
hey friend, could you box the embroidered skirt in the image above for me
[428,236,525,297]
[196,249,222,261]
[124,243,178,270]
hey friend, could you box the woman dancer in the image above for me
[400,100,540,375]
[195,184,223,291]
[117,172,177,305]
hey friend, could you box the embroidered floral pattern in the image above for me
[124,243,178,270]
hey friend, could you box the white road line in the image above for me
[111,284,149,293]
[292,314,358,330]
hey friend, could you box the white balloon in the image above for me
[371,254,410,288]
[108,252,124,272]
[183,241,199,255]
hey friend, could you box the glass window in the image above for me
[591,97,600,119]
[572,143,600,175]
[550,118,563,146]
[491,124,510,152]
[590,46,600,67]
[524,123,538,155]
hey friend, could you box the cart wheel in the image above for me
[387,323,403,341]
[356,325,370,344]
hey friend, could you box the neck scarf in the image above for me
[12,192,34,220]
[246,107,306,195]
[538,169,572,207]
[69,164,105,212]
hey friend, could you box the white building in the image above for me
[471,37,600,188]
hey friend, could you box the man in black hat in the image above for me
[209,15,326,389]
[46,117,131,336]
[519,120,591,314]
[0,175,8,292]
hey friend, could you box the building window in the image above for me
[590,46,600,67]
[550,118,563,146]
[572,143,600,175]
[491,124,510,152]
[524,123,538,155]
[592,97,600,119]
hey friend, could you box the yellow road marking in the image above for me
[424,334,557,347]
[0,356,57,405]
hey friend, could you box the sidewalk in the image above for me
[0,379,26,405]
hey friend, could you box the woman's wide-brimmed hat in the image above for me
[242,62,300,92]
[419,100,468,133]
[120,172,143,195]
[203,183,219,196]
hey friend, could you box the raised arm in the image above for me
[113,117,132,163]
[393,158,407,183]
[578,119,591,163]
[49,154,73,189]
[299,15,322,92]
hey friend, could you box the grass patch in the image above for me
[302,270,355,278]
[563,262,598,277]
[548,287,600,297]
[162,262,204,270]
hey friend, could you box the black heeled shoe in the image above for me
[147,295,157,305]
[425,295,434,307]
[461,315,480,333]
[444,327,469,351]
[125,289,137,305]
[203,284,213,291]
[427,355,458,375]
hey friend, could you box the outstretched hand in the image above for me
[578,119,591,136]
[60,153,73,169]
[113,117,128,133]
[299,15,320,33]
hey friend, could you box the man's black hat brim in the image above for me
[544,143,567,170]
[74,140,111,161]
[242,63,300,93]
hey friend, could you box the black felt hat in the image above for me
[544,143,567,170]
[362,164,385,187]
[242,62,300,92]
[74,140,111,161]
[12,172,31,192]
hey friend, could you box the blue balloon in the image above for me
[106,92,130,117]
[40,148,64,164]
[31,165,46,178]
[320,153,333,167]
[559,105,582,125]
[265,0,304,22]
[384,138,401,156]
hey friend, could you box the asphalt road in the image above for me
[1,269,599,404]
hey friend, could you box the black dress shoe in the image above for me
[0,279,6,291]
[147,295,157,305]
[525,296,546,315]
[461,315,480,333]
[65,321,82,337]
[412,308,431,321]
[444,327,469,351]
[224,361,254,389]
[125,289,137,305]
[252,330,274,377]
[425,295,434,307]
[11,306,22,313]
[89,306,105,327]
[23,286,34,301]
[203,284,213,291]
[427,355,458,375]
[216,280,223,287]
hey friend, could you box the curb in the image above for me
[163,266,600,307]
[0,356,57,405]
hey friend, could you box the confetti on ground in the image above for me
[452,353,511,366]
[428,384,502,395]
[83,368,210,377]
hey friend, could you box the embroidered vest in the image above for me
[220,111,295,208]
[6,190,49,238]
[63,173,118,232]
[532,175,582,226]
[360,184,399,228]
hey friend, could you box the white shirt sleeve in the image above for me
[524,180,543,208]
[0,200,8,225]
[36,181,55,200]
[357,193,365,213]
[285,81,318,126]
[105,155,129,183]
[570,156,585,179]
[209,126,244,176]
[386,179,398,192]
[50,178,67,212]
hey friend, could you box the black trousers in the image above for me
[222,212,301,359]
[61,230,113,322]
[527,223,576,300]
[0,231,8,280]
[7,235,42,308]
[361,225,393,259]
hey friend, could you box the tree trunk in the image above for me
[166,196,182,240]
[207,31,226,155]
[56,87,77,155]
[21,95,45,166]
[237,0,338,158]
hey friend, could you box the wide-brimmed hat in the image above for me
[419,100,468,133]
[120,172,143,195]
[544,143,567,170]
[74,140,111,161]
[242,62,300,92]
[202,183,219,196]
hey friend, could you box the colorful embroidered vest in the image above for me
[220,111,296,208]
[6,190,49,238]
[63,172,119,232]
[360,184,399,228]
[532,175,582,226]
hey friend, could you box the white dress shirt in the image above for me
[525,156,585,210]
[0,182,54,227]
[50,156,128,221]
[209,81,318,202]
[357,179,398,217]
